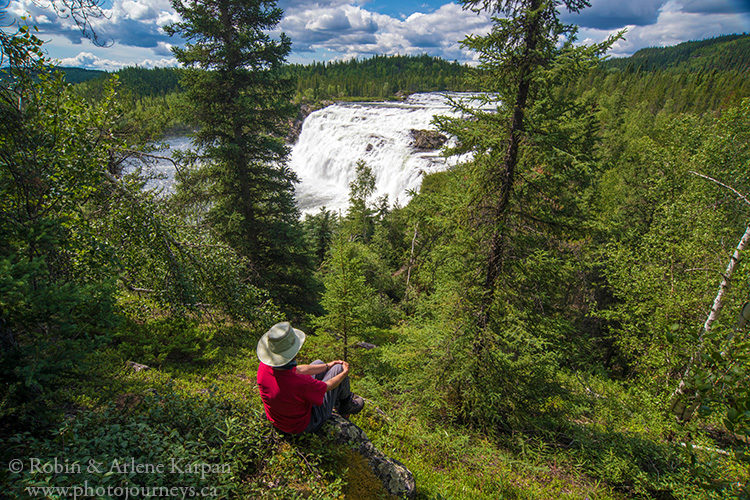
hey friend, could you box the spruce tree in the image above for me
[438,0,618,322]
[316,236,377,361]
[165,0,314,313]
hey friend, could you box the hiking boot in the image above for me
[338,394,365,417]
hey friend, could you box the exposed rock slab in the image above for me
[409,129,447,151]
[321,414,415,498]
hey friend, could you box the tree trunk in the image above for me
[480,0,541,327]
[671,223,750,420]
[671,172,750,420]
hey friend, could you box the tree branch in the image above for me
[689,171,750,207]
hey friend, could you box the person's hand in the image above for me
[340,361,350,376]
[326,360,344,370]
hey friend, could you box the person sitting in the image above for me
[256,322,364,434]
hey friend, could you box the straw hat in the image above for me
[257,322,306,367]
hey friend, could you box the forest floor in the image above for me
[33,317,741,499]
[9,312,750,499]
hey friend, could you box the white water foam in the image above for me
[139,92,494,214]
[290,92,490,214]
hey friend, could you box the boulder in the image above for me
[409,129,447,151]
[352,341,377,350]
[127,361,150,372]
[321,414,415,498]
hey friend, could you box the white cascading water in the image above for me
[142,92,493,213]
[290,92,489,214]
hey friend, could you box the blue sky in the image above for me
[3,0,750,70]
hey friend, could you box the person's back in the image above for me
[256,322,364,434]
[257,362,326,434]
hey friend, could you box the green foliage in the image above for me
[344,159,378,243]
[0,19,281,433]
[4,390,272,498]
[285,54,472,102]
[604,34,750,73]
[54,66,106,84]
[114,316,218,367]
[316,237,380,361]
[301,208,339,269]
[115,66,182,96]
[593,102,750,389]
[0,35,128,427]
[165,0,317,317]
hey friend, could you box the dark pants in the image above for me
[304,360,351,432]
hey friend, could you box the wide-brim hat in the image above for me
[257,322,306,367]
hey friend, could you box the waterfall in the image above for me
[290,92,489,214]
[141,92,492,213]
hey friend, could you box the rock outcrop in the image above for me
[287,104,314,144]
[287,101,335,144]
[409,129,447,151]
[321,414,415,498]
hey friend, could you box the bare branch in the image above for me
[689,171,750,207]
[37,0,112,47]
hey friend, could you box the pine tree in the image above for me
[165,0,314,312]
[438,0,618,322]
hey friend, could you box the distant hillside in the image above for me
[0,66,105,84]
[57,67,106,84]
[114,66,182,96]
[284,54,472,101]
[68,55,471,101]
[70,66,184,100]
[58,35,749,102]
[604,33,750,72]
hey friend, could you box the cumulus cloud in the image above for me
[578,0,750,57]
[280,2,491,60]
[7,0,750,68]
[562,0,665,30]
[9,0,492,64]
[56,50,177,70]
[9,0,180,48]
[563,0,750,30]
[680,0,750,14]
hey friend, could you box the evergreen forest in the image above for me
[1,0,749,497]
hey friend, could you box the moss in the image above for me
[337,445,394,499]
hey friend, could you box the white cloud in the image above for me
[562,0,665,30]
[7,0,750,68]
[280,2,491,61]
[55,50,177,70]
[579,0,750,57]
[10,0,178,48]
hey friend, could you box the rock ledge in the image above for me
[321,414,415,498]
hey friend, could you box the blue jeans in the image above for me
[304,360,351,432]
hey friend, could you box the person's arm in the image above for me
[296,360,344,376]
[325,361,349,392]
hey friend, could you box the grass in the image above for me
[6,309,747,499]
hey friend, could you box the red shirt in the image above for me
[257,363,327,434]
